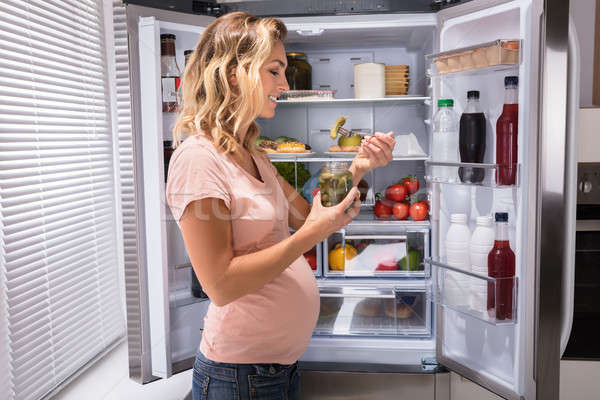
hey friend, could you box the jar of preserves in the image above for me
[285,52,312,90]
[318,161,353,207]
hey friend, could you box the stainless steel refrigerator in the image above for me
[122,1,579,399]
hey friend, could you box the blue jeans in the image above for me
[192,350,300,400]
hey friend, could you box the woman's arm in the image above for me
[179,189,360,307]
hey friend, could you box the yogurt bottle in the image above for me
[445,213,471,307]
[469,215,495,313]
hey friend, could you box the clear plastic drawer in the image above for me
[323,229,429,277]
[314,284,431,337]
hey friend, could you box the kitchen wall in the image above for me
[571,0,598,107]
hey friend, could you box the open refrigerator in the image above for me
[123,1,578,399]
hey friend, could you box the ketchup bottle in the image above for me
[487,212,515,320]
[496,76,519,185]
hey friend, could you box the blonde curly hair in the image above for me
[172,12,287,154]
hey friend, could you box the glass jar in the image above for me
[285,52,312,90]
[318,161,353,207]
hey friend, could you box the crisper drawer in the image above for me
[314,284,431,338]
[323,229,429,277]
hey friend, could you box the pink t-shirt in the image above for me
[166,134,320,364]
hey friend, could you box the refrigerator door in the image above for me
[429,0,573,399]
[125,4,214,382]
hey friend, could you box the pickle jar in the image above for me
[285,52,312,90]
[318,162,353,207]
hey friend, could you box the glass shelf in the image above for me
[426,259,518,326]
[169,287,210,308]
[276,95,430,105]
[268,154,428,163]
[424,161,520,188]
[349,208,431,228]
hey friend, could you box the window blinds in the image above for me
[0,1,125,399]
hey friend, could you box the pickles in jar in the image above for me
[319,162,353,207]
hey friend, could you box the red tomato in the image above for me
[376,261,398,271]
[393,202,409,220]
[401,175,419,195]
[304,253,317,270]
[409,201,428,221]
[374,199,394,219]
[385,184,407,202]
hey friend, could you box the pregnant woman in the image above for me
[166,11,395,400]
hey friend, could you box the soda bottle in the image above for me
[487,212,515,320]
[496,76,519,185]
[432,99,459,182]
[459,90,486,184]
[160,34,181,112]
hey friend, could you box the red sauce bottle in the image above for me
[496,76,519,185]
[487,212,515,320]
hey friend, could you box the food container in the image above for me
[318,161,353,207]
[385,65,410,96]
[285,52,312,90]
[430,39,520,75]
[354,62,385,99]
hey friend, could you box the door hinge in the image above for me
[421,356,441,372]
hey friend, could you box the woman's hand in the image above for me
[350,131,395,182]
[300,187,361,244]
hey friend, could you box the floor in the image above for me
[52,341,192,400]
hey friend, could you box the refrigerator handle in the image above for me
[559,16,579,356]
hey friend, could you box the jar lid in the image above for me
[184,50,193,56]
[324,161,349,171]
[438,99,454,107]
[287,52,307,58]
[160,33,176,40]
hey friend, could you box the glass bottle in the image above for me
[160,34,181,112]
[318,161,353,207]
[496,76,519,185]
[487,212,515,320]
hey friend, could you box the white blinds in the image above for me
[0,1,125,399]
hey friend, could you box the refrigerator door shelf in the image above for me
[425,39,522,77]
[323,230,429,278]
[425,161,521,188]
[314,284,431,338]
[427,259,518,327]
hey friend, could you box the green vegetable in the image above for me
[273,162,311,190]
[398,249,423,271]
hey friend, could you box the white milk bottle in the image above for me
[445,213,471,307]
[469,215,495,313]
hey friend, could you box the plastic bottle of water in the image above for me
[445,213,471,307]
[432,99,459,182]
[469,215,495,313]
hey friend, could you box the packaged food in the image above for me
[318,161,353,207]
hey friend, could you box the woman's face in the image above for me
[258,40,289,119]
